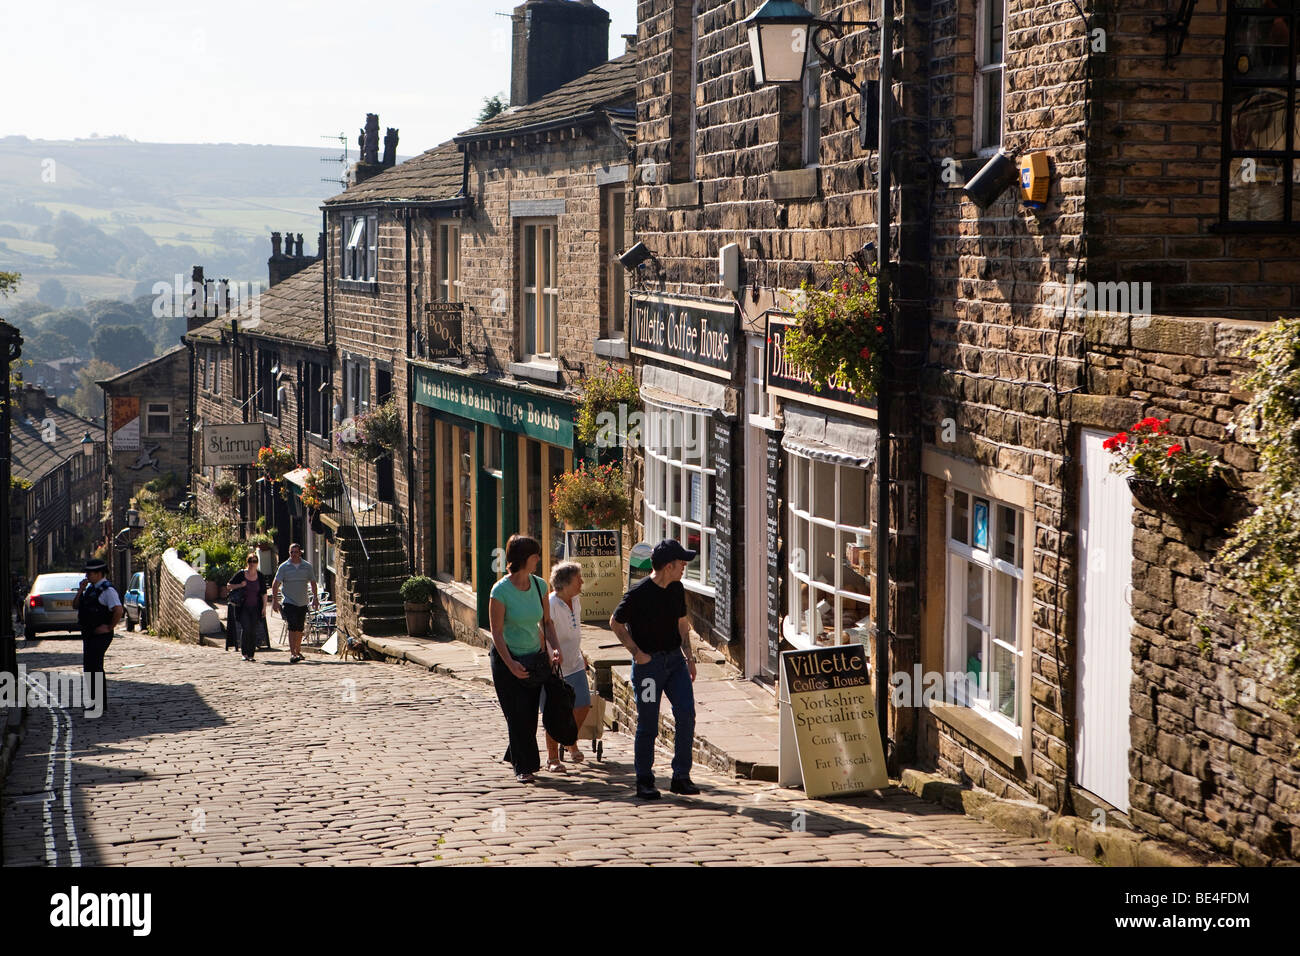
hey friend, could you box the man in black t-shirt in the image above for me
[610,539,700,800]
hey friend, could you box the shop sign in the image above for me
[111,397,140,451]
[564,530,622,622]
[200,423,267,466]
[413,367,573,447]
[630,292,737,380]
[781,644,888,797]
[424,302,462,359]
[766,314,877,420]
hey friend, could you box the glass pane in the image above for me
[525,293,537,355]
[688,471,704,525]
[982,70,1002,146]
[685,527,703,582]
[1227,157,1286,221]
[986,0,1004,62]
[789,512,809,576]
[441,426,454,575]
[669,461,683,516]
[812,584,835,645]
[812,459,836,522]
[1231,13,1290,80]
[973,498,990,550]
[812,520,835,588]
[524,226,537,285]
[993,642,1017,720]
[1230,87,1288,151]
[994,572,1019,646]
[543,293,555,354]
[840,529,871,598]
[964,623,985,696]
[549,446,566,565]
[527,440,542,541]
[792,456,809,514]
[459,428,473,586]
[966,562,986,622]
[997,505,1018,564]
[951,491,969,544]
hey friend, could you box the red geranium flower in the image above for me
[1167,444,1183,457]
[859,347,871,360]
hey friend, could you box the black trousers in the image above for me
[490,649,545,775]
[237,605,262,658]
[82,628,112,710]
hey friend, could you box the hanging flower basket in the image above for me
[1104,417,1229,526]
[337,399,402,460]
[300,465,344,511]
[576,365,641,447]
[256,445,297,500]
[213,475,240,505]
[784,265,886,401]
[550,462,631,530]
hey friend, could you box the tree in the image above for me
[0,271,18,299]
[90,323,148,371]
[41,313,93,349]
[67,359,119,420]
[37,278,67,308]
[477,92,508,124]
[25,330,76,363]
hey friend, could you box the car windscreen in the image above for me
[34,574,84,592]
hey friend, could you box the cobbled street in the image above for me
[2,630,1090,867]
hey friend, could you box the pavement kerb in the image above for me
[359,636,495,685]
[899,768,1218,868]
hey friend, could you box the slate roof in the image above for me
[455,52,637,142]
[323,140,464,206]
[97,345,188,386]
[10,401,102,484]
[187,260,325,349]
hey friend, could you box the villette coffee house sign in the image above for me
[630,291,736,379]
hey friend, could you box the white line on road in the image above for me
[24,673,83,867]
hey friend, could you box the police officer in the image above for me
[72,558,123,716]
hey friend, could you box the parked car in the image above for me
[23,572,86,638]
[123,571,147,631]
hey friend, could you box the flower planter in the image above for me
[1127,476,1229,526]
[404,601,432,638]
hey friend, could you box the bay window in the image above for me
[642,400,716,593]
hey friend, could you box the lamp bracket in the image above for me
[809,19,880,94]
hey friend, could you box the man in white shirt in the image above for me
[272,543,318,663]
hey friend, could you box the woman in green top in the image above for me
[489,534,561,783]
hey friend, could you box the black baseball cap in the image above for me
[651,539,697,570]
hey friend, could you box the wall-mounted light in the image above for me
[618,241,654,270]
[962,148,1020,210]
[80,431,95,458]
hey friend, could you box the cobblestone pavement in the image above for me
[2,631,1091,866]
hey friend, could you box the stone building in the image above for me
[186,241,335,594]
[630,0,1298,862]
[320,0,635,639]
[8,384,105,583]
[98,347,191,587]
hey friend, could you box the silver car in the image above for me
[23,572,87,638]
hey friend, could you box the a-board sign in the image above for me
[564,529,622,622]
[709,412,736,643]
[781,644,888,797]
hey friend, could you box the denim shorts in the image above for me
[540,668,592,711]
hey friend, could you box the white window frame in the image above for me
[944,486,1025,737]
[802,0,822,168]
[343,213,377,281]
[642,399,716,596]
[439,221,461,302]
[519,219,559,362]
[782,450,873,651]
[343,356,370,420]
[144,401,170,436]
[747,337,776,430]
[974,0,1006,155]
[603,186,628,340]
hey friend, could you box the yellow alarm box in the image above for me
[1019,152,1049,205]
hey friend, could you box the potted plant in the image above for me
[550,462,632,530]
[576,365,641,448]
[1103,417,1226,523]
[337,399,402,461]
[248,529,278,573]
[213,475,240,506]
[256,445,297,499]
[784,265,886,401]
[400,575,437,637]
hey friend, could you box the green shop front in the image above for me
[413,365,578,626]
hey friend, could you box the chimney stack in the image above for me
[350,112,389,187]
[382,127,399,168]
[270,232,282,257]
[21,383,46,420]
[268,231,315,287]
[187,266,208,333]
[511,0,610,107]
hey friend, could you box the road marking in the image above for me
[24,673,83,867]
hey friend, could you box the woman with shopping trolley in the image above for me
[543,561,591,773]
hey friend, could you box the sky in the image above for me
[0,0,640,152]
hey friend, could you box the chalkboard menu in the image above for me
[710,412,736,644]
[765,429,783,675]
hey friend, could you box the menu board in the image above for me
[765,430,783,675]
[710,413,735,644]
[781,644,888,798]
[564,530,622,622]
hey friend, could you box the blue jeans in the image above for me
[631,650,695,786]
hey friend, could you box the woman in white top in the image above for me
[544,561,592,772]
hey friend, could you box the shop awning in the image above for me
[780,433,875,469]
[281,467,310,489]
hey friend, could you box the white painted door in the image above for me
[745,335,775,679]
[1075,429,1134,812]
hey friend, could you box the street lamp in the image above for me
[743,0,880,149]
[80,431,94,458]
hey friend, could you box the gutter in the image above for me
[453,109,605,145]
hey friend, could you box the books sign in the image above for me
[781,645,888,797]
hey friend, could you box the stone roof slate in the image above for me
[10,403,101,484]
[187,260,325,349]
[322,140,464,206]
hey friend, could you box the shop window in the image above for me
[975,0,1005,154]
[518,436,572,578]
[145,401,171,436]
[520,221,559,362]
[602,186,628,340]
[439,222,461,302]
[784,451,873,649]
[643,401,716,594]
[435,420,476,590]
[1224,2,1300,223]
[342,213,378,282]
[945,488,1024,734]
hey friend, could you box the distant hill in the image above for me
[0,134,385,304]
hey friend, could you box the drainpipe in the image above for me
[873,0,893,767]
[404,208,415,568]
